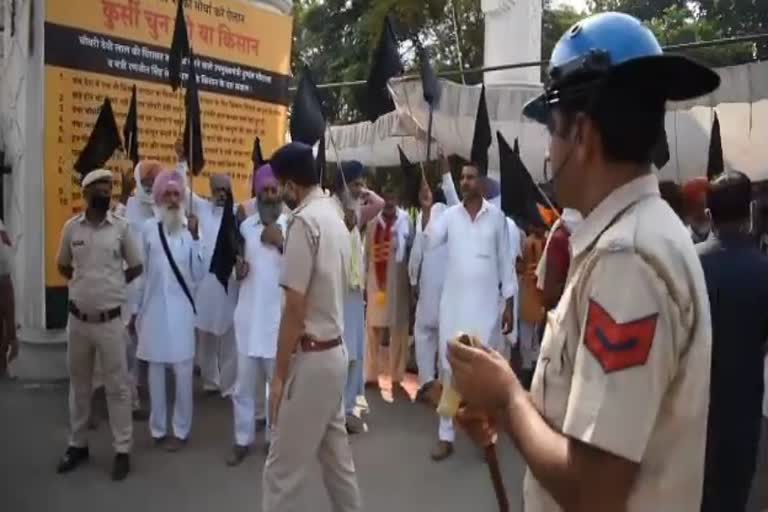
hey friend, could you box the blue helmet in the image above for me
[523,12,720,124]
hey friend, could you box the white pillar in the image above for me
[482,0,542,86]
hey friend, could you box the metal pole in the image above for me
[448,0,467,85]
[288,33,768,92]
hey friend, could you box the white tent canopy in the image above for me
[324,60,768,183]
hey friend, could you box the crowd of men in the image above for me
[1,10,768,512]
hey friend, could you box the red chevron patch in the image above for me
[584,299,658,373]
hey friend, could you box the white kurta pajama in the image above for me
[365,209,412,385]
[136,219,205,441]
[408,174,460,387]
[426,200,516,443]
[232,214,286,446]
[193,197,238,397]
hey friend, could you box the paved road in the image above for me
[2,377,766,512]
[0,378,526,512]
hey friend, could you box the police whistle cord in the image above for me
[484,442,510,512]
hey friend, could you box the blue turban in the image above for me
[335,160,364,190]
[270,142,318,186]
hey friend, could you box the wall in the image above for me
[0,0,292,379]
[1,0,46,341]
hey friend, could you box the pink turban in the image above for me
[253,163,278,195]
[152,169,184,204]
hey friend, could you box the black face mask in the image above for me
[89,196,111,213]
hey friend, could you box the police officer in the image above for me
[448,12,718,510]
[55,169,143,481]
[263,143,362,512]
[697,171,768,512]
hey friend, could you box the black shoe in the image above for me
[111,453,130,481]
[226,445,249,467]
[56,446,90,474]
[132,409,150,422]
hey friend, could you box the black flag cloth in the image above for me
[398,146,421,209]
[470,85,492,175]
[497,132,545,227]
[420,47,440,163]
[209,190,237,292]
[168,0,190,92]
[290,65,326,146]
[74,97,122,177]
[420,48,441,109]
[183,52,205,175]
[651,124,670,170]
[123,85,140,167]
[365,16,403,123]
[251,136,266,168]
[707,112,724,180]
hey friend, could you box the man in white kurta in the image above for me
[408,168,459,398]
[333,161,385,434]
[124,160,164,417]
[134,170,205,451]
[364,191,412,396]
[425,164,516,460]
[193,174,238,397]
[228,163,287,465]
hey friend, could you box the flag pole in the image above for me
[326,126,349,193]
[388,82,427,182]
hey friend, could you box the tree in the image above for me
[587,0,760,65]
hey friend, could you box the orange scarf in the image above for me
[372,217,395,304]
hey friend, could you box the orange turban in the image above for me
[682,177,710,209]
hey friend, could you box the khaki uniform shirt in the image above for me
[280,187,350,341]
[56,212,142,312]
[524,174,712,511]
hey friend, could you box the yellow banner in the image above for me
[44,0,293,287]
[46,0,292,72]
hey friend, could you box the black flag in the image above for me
[497,132,545,227]
[74,97,122,177]
[251,136,266,168]
[209,190,237,292]
[183,52,205,175]
[420,47,441,109]
[707,112,724,180]
[398,146,421,209]
[318,135,333,191]
[290,64,326,146]
[471,85,492,176]
[123,85,140,167]
[420,47,440,164]
[652,123,670,170]
[365,15,403,123]
[168,0,190,92]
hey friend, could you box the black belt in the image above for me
[68,302,122,324]
[297,336,342,353]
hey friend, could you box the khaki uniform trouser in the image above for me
[262,345,361,512]
[67,315,133,453]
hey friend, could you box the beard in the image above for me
[258,199,282,225]
[160,206,185,233]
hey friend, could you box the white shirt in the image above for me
[136,219,205,363]
[427,199,516,346]
[233,214,287,358]
[408,173,460,328]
